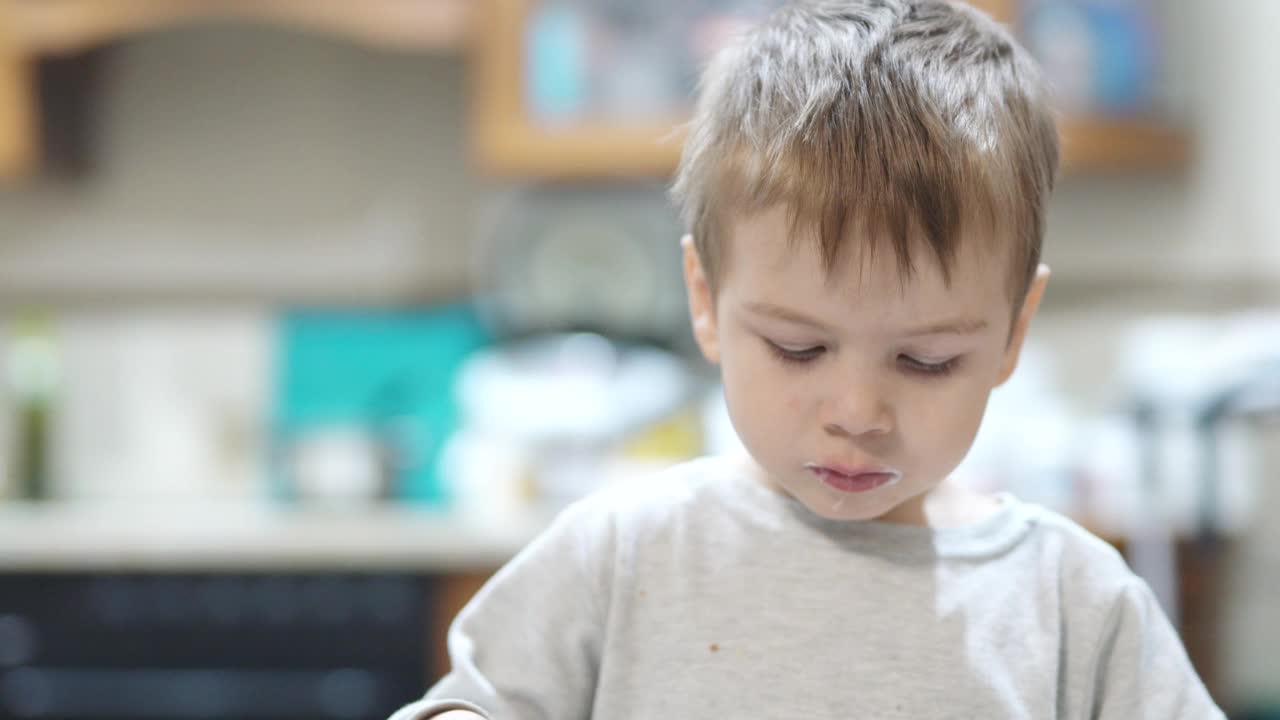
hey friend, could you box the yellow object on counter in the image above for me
[619,407,704,461]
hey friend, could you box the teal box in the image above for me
[273,304,491,505]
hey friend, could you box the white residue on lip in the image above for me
[803,463,902,482]
[803,464,903,512]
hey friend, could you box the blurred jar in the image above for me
[5,312,59,502]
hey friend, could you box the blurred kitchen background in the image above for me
[0,0,1277,718]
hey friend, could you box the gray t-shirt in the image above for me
[391,456,1224,719]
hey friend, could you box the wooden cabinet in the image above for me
[1,5,38,179]
[431,571,495,678]
[2,0,473,55]
[0,0,474,181]
[471,0,1190,178]
[470,0,688,179]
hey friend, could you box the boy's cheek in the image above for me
[722,347,779,393]
[721,360,781,411]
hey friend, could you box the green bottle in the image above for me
[8,312,58,501]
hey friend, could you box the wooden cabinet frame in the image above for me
[0,0,473,180]
[470,0,1188,178]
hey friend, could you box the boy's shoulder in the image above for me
[562,455,746,530]
[522,456,748,575]
[1017,501,1148,601]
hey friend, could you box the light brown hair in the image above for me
[671,0,1059,301]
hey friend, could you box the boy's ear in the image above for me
[996,264,1050,387]
[681,235,721,364]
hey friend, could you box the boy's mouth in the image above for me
[805,463,902,494]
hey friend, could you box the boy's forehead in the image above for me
[716,206,1021,334]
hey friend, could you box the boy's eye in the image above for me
[764,340,826,365]
[899,354,959,377]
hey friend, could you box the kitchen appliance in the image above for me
[473,183,690,352]
[0,572,431,720]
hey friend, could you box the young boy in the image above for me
[392,1,1223,717]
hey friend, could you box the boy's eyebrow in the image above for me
[745,302,989,336]
[902,318,990,337]
[743,302,832,330]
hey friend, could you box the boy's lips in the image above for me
[805,463,902,494]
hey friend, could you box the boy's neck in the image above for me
[921,478,1004,528]
[857,478,1000,528]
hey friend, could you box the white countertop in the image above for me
[0,501,556,572]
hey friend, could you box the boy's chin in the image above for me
[786,481,914,523]
[798,497,900,523]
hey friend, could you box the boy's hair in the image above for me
[671,0,1059,302]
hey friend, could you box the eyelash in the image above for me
[899,355,959,377]
[765,341,826,366]
[763,340,958,378]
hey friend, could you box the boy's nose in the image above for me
[822,389,893,440]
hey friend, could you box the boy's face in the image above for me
[683,206,1048,524]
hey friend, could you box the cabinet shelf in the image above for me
[1060,116,1192,172]
[470,0,1191,179]
[472,116,1193,179]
